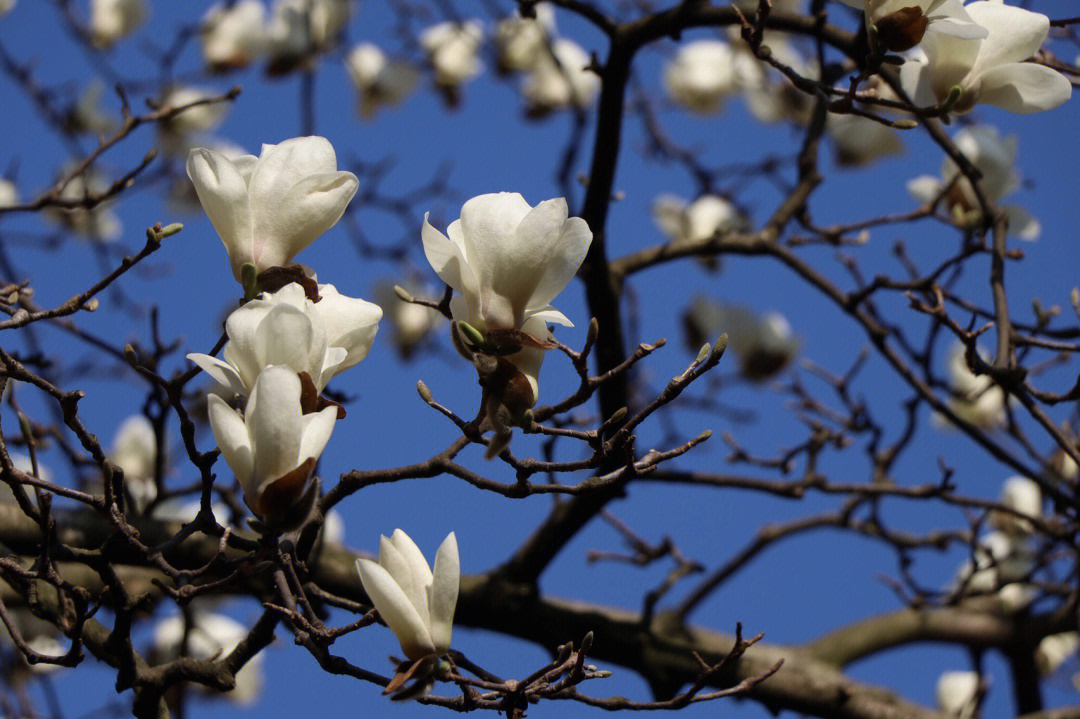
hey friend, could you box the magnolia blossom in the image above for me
[900,2,1071,114]
[664,40,738,114]
[265,0,352,72]
[937,342,1007,430]
[375,282,444,360]
[1037,632,1080,678]
[991,476,1041,535]
[935,671,981,719]
[908,125,1039,240]
[64,80,118,136]
[521,38,599,116]
[420,21,485,92]
[838,0,986,52]
[682,297,798,382]
[110,415,160,514]
[201,0,267,71]
[1,609,65,674]
[89,0,148,49]
[153,610,264,705]
[345,43,420,119]
[52,167,122,242]
[186,136,359,280]
[495,4,556,73]
[356,530,459,661]
[159,87,230,152]
[0,178,18,208]
[739,37,816,125]
[208,365,337,520]
[652,194,748,245]
[189,281,381,396]
[954,530,1035,599]
[826,114,904,168]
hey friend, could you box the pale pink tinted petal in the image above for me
[356,559,435,660]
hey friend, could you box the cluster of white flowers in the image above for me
[494,4,599,117]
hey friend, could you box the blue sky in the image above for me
[2,1,1080,717]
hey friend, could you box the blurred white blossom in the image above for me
[652,194,748,245]
[345,43,420,119]
[936,342,1008,430]
[663,40,737,114]
[521,38,599,116]
[201,0,268,71]
[826,114,904,167]
[420,20,485,99]
[152,610,264,705]
[495,3,555,73]
[935,670,981,719]
[110,415,160,514]
[89,0,148,49]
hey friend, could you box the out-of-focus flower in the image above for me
[356,530,459,661]
[935,670,981,719]
[738,37,816,125]
[1,609,65,674]
[838,0,986,52]
[186,136,359,280]
[0,0,15,19]
[521,38,599,117]
[189,282,381,397]
[152,610,264,705]
[908,125,1039,240]
[420,21,484,102]
[1037,632,1079,678]
[207,365,337,521]
[495,3,555,73]
[682,297,798,381]
[158,87,230,155]
[110,415,161,514]
[51,166,122,242]
[936,343,1008,430]
[345,43,420,119]
[374,282,444,360]
[90,0,148,49]
[953,529,1035,599]
[265,0,351,73]
[652,194,748,246]
[201,0,268,71]
[826,114,904,167]
[64,80,118,137]
[991,476,1041,536]
[900,2,1071,114]
[322,509,345,545]
[0,178,18,208]
[664,40,737,114]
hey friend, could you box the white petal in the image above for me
[187,353,248,396]
[517,204,591,318]
[429,532,459,656]
[186,148,253,279]
[356,559,436,661]
[253,303,320,377]
[248,137,340,215]
[378,537,430,629]
[457,192,534,323]
[246,366,304,494]
[966,2,1049,75]
[207,394,253,486]
[976,63,1072,114]
[1004,204,1040,241]
[297,406,337,464]
[422,213,477,298]
[907,175,944,203]
[526,306,573,327]
[315,284,382,374]
[252,171,358,270]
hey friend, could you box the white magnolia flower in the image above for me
[935,671,981,719]
[739,37,817,125]
[900,2,1071,114]
[423,193,590,333]
[652,194,748,245]
[186,136,359,280]
[265,0,351,72]
[110,415,160,514]
[0,178,18,209]
[826,114,904,167]
[189,282,381,397]
[153,611,264,705]
[664,40,738,114]
[495,3,556,73]
[322,509,345,545]
[937,342,1007,430]
[89,0,148,49]
[159,87,230,152]
[992,476,1041,535]
[420,21,485,90]
[837,0,986,52]
[65,80,118,137]
[375,282,444,360]
[52,167,122,242]
[345,43,420,119]
[169,138,247,213]
[907,125,1039,240]
[202,0,268,71]
[207,365,337,519]
[521,38,599,116]
[356,530,459,661]
[1037,632,1080,677]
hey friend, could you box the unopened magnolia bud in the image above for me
[894,119,919,130]
[417,380,433,403]
[393,284,414,302]
[85,298,99,311]
[586,317,599,345]
[608,407,627,425]
[711,333,729,359]
[124,344,139,366]
[240,262,258,298]
[580,631,594,653]
[160,222,184,237]
[457,321,486,350]
[695,343,711,364]
[11,308,29,324]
